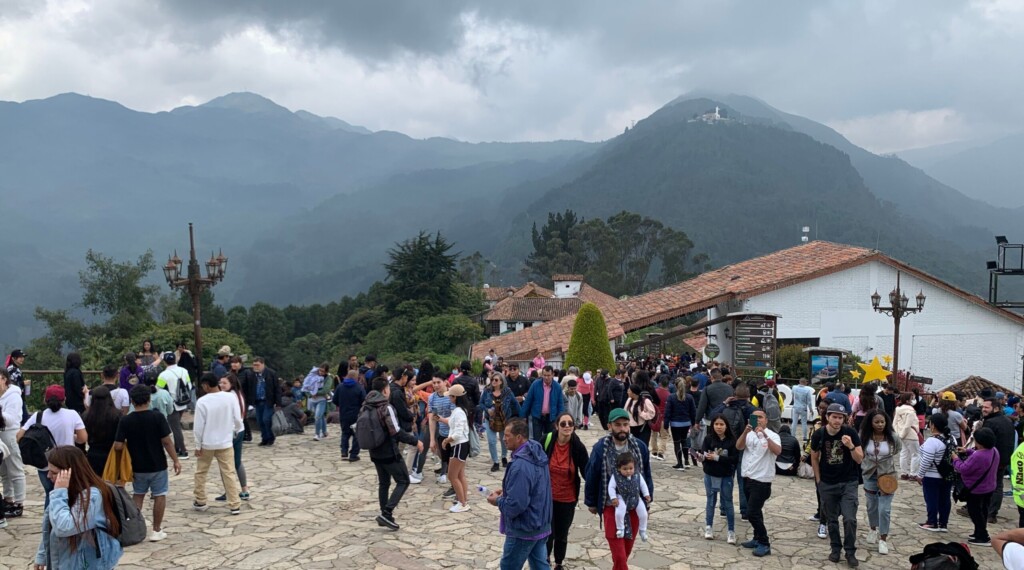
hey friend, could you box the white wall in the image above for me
[728,260,1024,391]
[553,280,582,299]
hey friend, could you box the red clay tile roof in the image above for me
[941,376,1017,399]
[513,282,555,298]
[483,286,516,302]
[481,282,556,302]
[471,240,1024,361]
[485,297,585,322]
[552,274,585,281]
[684,335,708,353]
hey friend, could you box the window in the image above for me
[488,321,500,336]
[505,322,517,332]
[522,322,533,328]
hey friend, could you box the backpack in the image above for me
[713,403,747,441]
[356,404,389,450]
[105,483,147,546]
[141,365,160,386]
[173,374,192,408]
[758,390,782,432]
[271,410,289,436]
[19,411,57,469]
[908,541,979,570]
[936,435,959,481]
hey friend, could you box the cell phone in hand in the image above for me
[749,416,759,429]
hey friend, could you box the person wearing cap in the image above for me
[521,365,565,444]
[583,407,653,570]
[157,351,193,459]
[441,382,472,513]
[17,385,87,508]
[211,346,232,379]
[507,364,530,405]
[6,349,29,423]
[810,403,864,567]
[936,391,968,446]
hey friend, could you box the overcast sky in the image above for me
[2,0,1022,152]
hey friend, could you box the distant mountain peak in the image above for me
[200,92,292,115]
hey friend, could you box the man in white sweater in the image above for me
[192,372,244,514]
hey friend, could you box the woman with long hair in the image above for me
[139,339,157,366]
[63,352,86,414]
[81,386,123,477]
[850,383,880,430]
[480,372,520,473]
[543,411,590,570]
[664,377,697,471]
[119,352,142,390]
[701,413,739,544]
[0,369,26,520]
[914,413,953,531]
[937,393,969,446]
[859,409,901,555]
[18,385,87,508]
[625,384,656,447]
[34,446,123,569]
[894,392,922,478]
[441,384,472,513]
[218,373,250,501]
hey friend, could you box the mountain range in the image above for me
[0,91,1019,348]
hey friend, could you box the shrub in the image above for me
[564,303,616,373]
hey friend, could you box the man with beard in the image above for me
[584,408,654,570]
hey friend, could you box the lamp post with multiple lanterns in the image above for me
[871,271,925,382]
[162,223,227,372]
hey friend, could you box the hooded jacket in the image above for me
[332,378,366,425]
[498,439,552,539]
[364,390,418,463]
[0,384,22,431]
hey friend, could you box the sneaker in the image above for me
[866,529,878,544]
[968,538,991,547]
[409,472,423,484]
[178,452,189,460]
[3,503,22,518]
[727,531,737,544]
[148,530,168,542]
[376,513,400,530]
[230,507,241,515]
[878,539,889,555]
[491,463,500,473]
[808,514,820,521]
[639,530,649,542]
[846,554,859,567]
[704,525,713,540]
[615,529,625,539]
[938,526,949,533]
[501,458,508,468]
[437,474,448,485]
[652,454,664,461]
[240,492,250,501]
[918,523,942,532]
[434,467,442,474]
[988,515,998,524]
[348,456,359,462]
[442,487,457,499]
[192,502,209,512]
[818,524,828,539]
[740,513,748,521]
[313,434,322,441]
[215,494,227,502]
[829,551,841,563]
[753,543,771,557]
[0,518,7,529]
[741,538,759,549]
[449,502,471,513]
[672,463,685,470]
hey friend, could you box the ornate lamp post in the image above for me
[163,223,227,372]
[871,271,925,384]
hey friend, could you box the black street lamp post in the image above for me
[871,271,925,384]
[162,223,227,372]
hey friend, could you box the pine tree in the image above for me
[564,303,616,373]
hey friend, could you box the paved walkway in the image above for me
[1,427,1011,569]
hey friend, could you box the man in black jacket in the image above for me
[507,364,530,404]
[232,357,257,442]
[453,360,481,409]
[389,369,415,433]
[365,377,422,531]
[250,357,281,446]
[982,398,1016,522]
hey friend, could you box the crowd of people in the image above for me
[4,345,1024,568]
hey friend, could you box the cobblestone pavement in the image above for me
[1,427,1011,569]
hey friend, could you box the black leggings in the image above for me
[547,500,577,564]
[670,426,691,465]
[630,424,651,447]
[582,393,591,419]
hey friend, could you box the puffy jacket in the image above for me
[893,405,919,440]
[521,379,564,420]
[1,384,23,431]
[498,440,552,539]
[332,378,366,424]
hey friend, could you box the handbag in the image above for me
[102,447,133,487]
[953,452,996,503]
[872,440,898,494]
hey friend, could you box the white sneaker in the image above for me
[704,525,714,540]
[409,472,423,484]
[866,529,878,544]
[148,530,168,542]
[313,434,321,441]
[652,454,664,461]
[437,474,448,484]
[449,502,471,513]
[727,531,737,544]
[615,529,625,539]
[639,530,649,542]
[878,539,889,555]
[817,524,828,539]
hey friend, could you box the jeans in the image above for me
[967,491,993,542]
[500,536,550,570]
[194,447,241,509]
[922,477,952,527]
[232,431,247,488]
[168,409,186,454]
[704,474,735,531]
[670,425,691,465]
[411,422,430,474]
[899,437,920,476]
[530,415,551,444]
[863,473,893,536]
[603,506,638,570]
[819,480,859,555]
[374,459,411,517]
[340,422,360,459]
[990,465,1007,518]
[255,401,275,444]
[0,429,26,503]
[793,409,809,441]
[743,478,772,546]
[311,399,328,436]
[547,500,576,565]
[486,424,508,464]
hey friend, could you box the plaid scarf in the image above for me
[600,434,643,539]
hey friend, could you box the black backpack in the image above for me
[356,404,389,450]
[105,483,147,546]
[713,403,747,441]
[908,541,979,570]
[173,375,192,408]
[19,411,57,469]
[936,435,959,481]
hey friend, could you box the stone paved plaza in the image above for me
[1,427,1011,569]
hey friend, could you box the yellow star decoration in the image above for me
[858,357,891,383]
[882,355,893,365]
[849,370,862,381]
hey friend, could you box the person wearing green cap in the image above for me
[583,407,653,570]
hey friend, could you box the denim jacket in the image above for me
[36,487,123,569]
[480,387,522,422]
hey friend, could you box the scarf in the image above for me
[600,434,643,538]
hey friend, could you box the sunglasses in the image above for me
[558,421,574,428]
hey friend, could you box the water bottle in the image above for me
[477,485,490,497]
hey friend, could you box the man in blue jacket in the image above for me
[584,408,654,570]
[521,366,564,443]
[333,370,366,461]
[487,418,552,570]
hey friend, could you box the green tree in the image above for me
[244,303,291,367]
[564,303,616,373]
[414,314,483,354]
[79,249,158,319]
[384,231,459,313]
[524,210,586,284]
[139,324,250,367]
[775,344,809,379]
